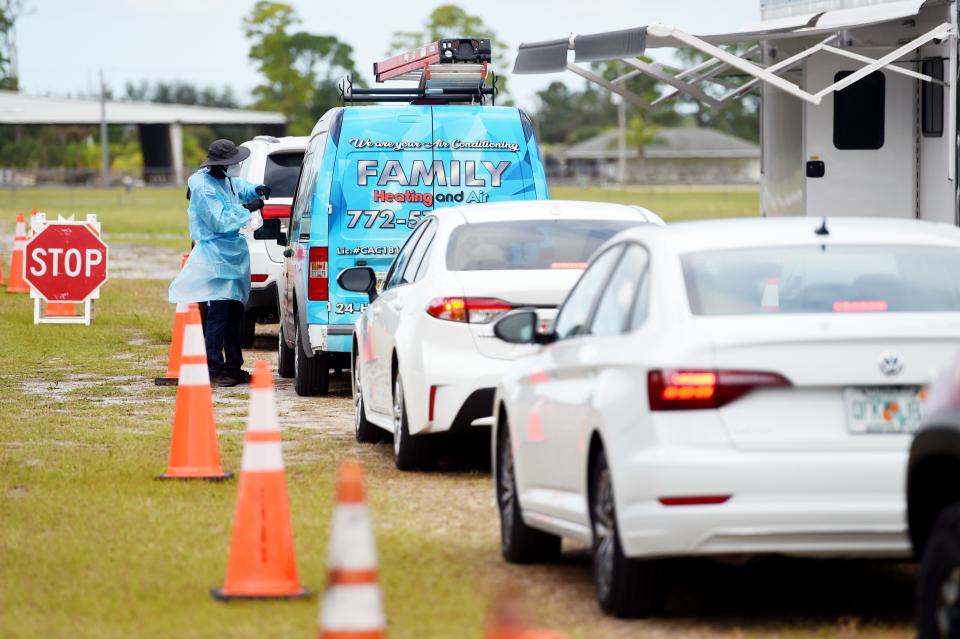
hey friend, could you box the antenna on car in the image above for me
[814,217,829,236]
[340,38,497,106]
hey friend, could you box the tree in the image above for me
[389,5,510,98]
[0,0,25,91]
[243,1,360,134]
[674,46,759,142]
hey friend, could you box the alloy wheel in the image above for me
[393,377,404,457]
[593,465,616,603]
[939,567,960,638]
[498,436,516,536]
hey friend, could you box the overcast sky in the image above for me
[17,0,758,111]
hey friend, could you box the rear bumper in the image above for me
[245,282,278,314]
[614,448,910,559]
[416,350,510,435]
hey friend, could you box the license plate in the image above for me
[843,386,927,434]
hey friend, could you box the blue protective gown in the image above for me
[168,169,260,304]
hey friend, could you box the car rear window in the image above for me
[446,219,638,271]
[682,244,960,315]
[263,151,304,198]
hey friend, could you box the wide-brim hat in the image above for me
[200,139,251,167]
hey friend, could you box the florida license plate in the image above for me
[843,387,926,434]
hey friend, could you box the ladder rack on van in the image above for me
[341,38,497,105]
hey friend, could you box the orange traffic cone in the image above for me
[317,460,386,638]
[486,591,568,639]
[212,360,308,600]
[156,254,194,386]
[155,302,191,386]
[158,305,231,480]
[6,213,29,293]
[46,302,78,317]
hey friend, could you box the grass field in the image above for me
[0,186,916,639]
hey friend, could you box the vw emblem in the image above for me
[878,351,904,377]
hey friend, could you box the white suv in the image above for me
[236,135,308,347]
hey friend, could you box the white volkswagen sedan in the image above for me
[491,217,960,617]
[337,200,663,471]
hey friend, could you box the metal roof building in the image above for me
[0,91,287,184]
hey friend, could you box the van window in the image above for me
[833,71,885,150]
[292,132,326,222]
[264,151,304,198]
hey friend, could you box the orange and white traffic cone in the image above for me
[211,360,308,600]
[158,305,231,480]
[6,213,29,294]
[155,303,190,386]
[317,460,386,638]
[155,254,194,386]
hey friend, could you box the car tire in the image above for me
[590,448,662,618]
[918,503,960,639]
[277,323,295,379]
[240,311,256,349]
[352,351,381,443]
[497,421,561,563]
[293,321,329,397]
[392,372,438,471]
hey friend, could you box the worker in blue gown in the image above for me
[169,139,270,387]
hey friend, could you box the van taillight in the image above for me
[308,247,328,300]
[425,297,513,324]
[647,369,790,411]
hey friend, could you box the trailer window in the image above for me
[833,70,885,150]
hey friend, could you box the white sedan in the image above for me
[337,200,663,471]
[491,217,960,617]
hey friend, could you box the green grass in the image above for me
[550,184,760,221]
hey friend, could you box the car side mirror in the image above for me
[494,309,557,345]
[337,266,378,302]
[254,218,287,246]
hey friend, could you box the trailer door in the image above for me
[804,55,914,218]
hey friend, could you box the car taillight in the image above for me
[647,369,790,411]
[251,274,269,283]
[308,247,328,300]
[425,297,513,324]
[261,203,291,220]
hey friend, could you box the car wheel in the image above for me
[293,320,329,396]
[497,421,561,563]
[918,503,960,639]
[590,448,662,618]
[240,311,256,349]
[392,372,438,471]
[352,351,381,443]
[277,323,295,379]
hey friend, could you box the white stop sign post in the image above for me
[26,213,108,326]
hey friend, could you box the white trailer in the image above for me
[513,0,957,222]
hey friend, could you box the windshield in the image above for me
[682,244,960,315]
[446,219,639,271]
[263,151,304,198]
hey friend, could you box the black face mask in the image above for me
[208,165,227,179]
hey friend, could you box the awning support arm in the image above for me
[619,58,722,107]
[566,63,652,109]
[813,23,953,98]
[715,35,838,103]
[820,44,947,86]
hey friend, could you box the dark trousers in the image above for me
[205,300,244,375]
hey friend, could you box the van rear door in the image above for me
[327,107,434,328]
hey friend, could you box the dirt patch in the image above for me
[109,242,183,280]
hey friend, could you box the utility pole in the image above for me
[99,69,109,190]
[617,97,627,185]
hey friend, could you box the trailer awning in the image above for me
[513,0,950,107]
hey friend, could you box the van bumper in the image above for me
[307,324,353,354]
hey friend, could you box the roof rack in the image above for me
[341,38,497,106]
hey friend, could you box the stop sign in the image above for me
[23,224,108,302]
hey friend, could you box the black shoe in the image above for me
[210,372,238,387]
[228,369,251,384]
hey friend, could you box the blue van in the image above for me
[270,104,549,395]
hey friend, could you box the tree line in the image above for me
[0,2,757,171]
